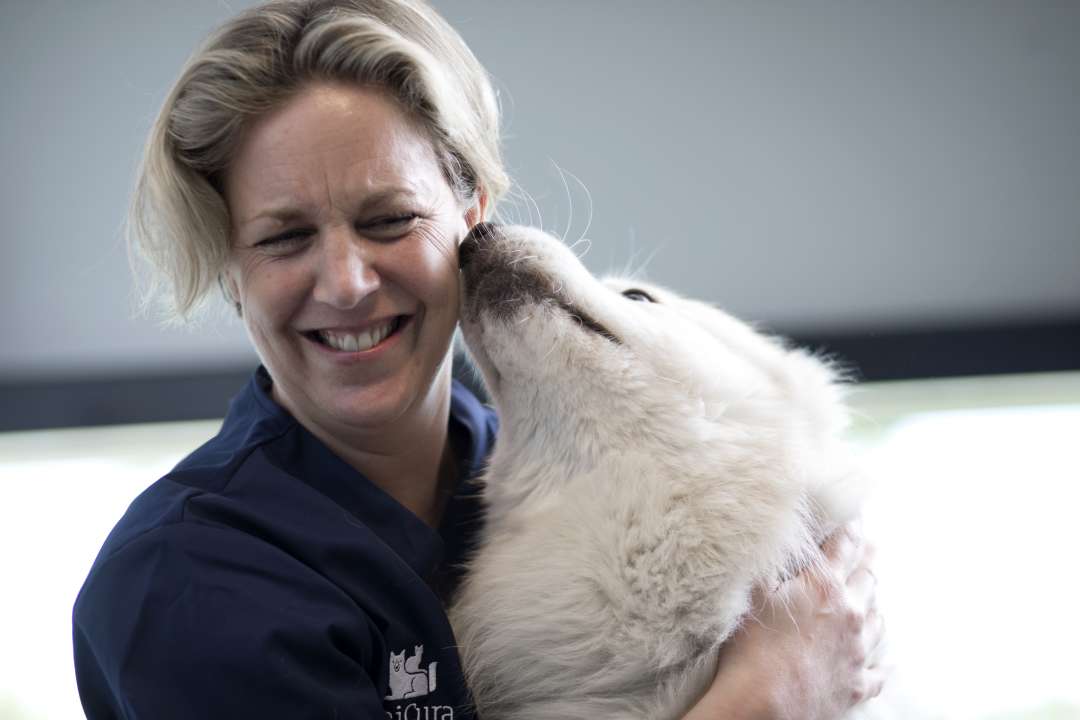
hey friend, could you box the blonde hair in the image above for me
[131,0,509,320]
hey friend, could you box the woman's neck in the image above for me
[280,364,459,528]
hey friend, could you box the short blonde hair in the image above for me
[131,0,509,320]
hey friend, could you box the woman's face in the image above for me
[223,82,478,437]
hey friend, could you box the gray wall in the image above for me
[2,0,1078,380]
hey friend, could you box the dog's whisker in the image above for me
[524,180,546,232]
[651,372,686,388]
[557,161,573,245]
[555,160,594,249]
[569,237,593,262]
[540,338,559,364]
[629,246,659,281]
[497,180,545,232]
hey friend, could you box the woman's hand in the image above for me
[684,522,888,720]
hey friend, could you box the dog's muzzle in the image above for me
[459,221,499,270]
[458,223,622,345]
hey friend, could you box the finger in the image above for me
[748,582,771,611]
[862,539,878,567]
[846,565,878,612]
[863,661,894,700]
[790,555,841,604]
[751,578,794,615]
[861,670,888,701]
[822,524,863,578]
[865,611,888,668]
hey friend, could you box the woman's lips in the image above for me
[304,314,412,356]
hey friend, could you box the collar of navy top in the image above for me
[231,366,496,580]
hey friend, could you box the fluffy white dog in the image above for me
[452,224,873,720]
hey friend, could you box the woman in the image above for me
[73,1,886,718]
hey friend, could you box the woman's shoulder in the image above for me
[73,495,362,621]
[71,471,385,684]
[80,416,297,579]
[78,367,303,578]
[72,468,319,612]
[71,489,388,719]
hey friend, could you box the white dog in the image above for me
[451,224,874,720]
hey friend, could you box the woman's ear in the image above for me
[464,190,489,228]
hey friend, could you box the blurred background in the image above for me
[1,1,1077,718]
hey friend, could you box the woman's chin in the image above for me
[269,344,454,438]
[314,370,444,434]
[320,386,411,431]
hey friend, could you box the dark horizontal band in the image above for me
[1,318,1077,432]
[784,315,1080,382]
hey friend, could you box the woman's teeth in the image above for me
[319,317,399,352]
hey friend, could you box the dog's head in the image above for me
[458,224,856,512]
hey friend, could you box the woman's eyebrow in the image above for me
[238,187,420,226]
[355,187,421,212]
[240,206,307,226]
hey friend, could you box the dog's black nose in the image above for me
[459,222,498,269]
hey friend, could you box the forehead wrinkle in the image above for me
[321,161,336,218]
[323,131,435,216]
[238,156,412,226]
[228,86,451,230]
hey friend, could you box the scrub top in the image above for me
[73,366,497,720]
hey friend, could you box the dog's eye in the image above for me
[622,288,656,303]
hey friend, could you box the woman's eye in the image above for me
[256,229,312,250]
[365,213,419,234]
[378,213,418,226]
[622,288,656,303]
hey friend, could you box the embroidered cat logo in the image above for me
[385,644,438,701]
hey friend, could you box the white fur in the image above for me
[451,226,875,719]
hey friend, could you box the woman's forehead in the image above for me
[225,84,447,221]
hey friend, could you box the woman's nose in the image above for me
[312,227,380,309]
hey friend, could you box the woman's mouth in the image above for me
[304,315,409,353]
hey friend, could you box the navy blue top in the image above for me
[73,367,497,720]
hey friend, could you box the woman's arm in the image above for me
[683,524,888,720]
